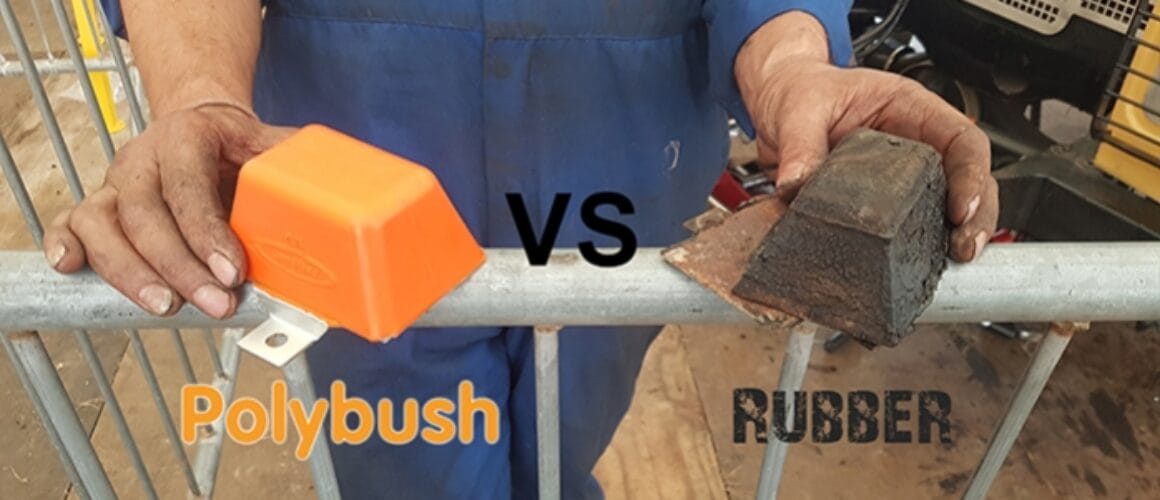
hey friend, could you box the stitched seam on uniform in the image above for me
[486,31,691,42]
[478,0,490,244]
[267,11,481,33]
[266,11,696,41]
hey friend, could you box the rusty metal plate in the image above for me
[663,196,800,327]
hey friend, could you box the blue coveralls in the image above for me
[107,1,852,497]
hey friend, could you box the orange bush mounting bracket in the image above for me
[230,125,486,365]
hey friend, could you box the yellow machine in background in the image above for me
[71,0,124,133]
[1096,2,1160,203]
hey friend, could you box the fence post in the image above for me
[962,321,1089,499]
[755,322,820,500]
[190,329,245,499]
[282,353,342,500]
[534,325,562,500]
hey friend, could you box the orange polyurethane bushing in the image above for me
[229,125,485,342]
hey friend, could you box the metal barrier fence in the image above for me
[1,1,1159,499]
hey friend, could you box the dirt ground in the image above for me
[1,2,1158,499]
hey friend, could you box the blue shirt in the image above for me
[107,0,852,249]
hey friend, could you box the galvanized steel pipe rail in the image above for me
[0,243,1157,331]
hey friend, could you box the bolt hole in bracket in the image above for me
[237,288,329,367]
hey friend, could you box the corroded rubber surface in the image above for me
[733,129,949,347]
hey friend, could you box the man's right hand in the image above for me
[43,104,296,318]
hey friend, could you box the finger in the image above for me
[157,134,246,289]
[43,210,87,273]
[68,189,181,316]
[219,126,298,209]
[949,176,999,263]
[218,119,296,165]
[119,184,237,319]
[936,121,990,226]
[756,138,778,168]
[253,125,297,151]
[870,78,991,226]
[772,108,830,201]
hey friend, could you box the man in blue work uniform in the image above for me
[51,1,999,497]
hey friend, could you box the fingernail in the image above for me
[965,195,981,222]
[194,285,232,318]
[783,167,804,184]
[48,244,66,268]
[776,171,804,196]
[973,231,988,261]
[208,252,239,286]
[138,285,174,315]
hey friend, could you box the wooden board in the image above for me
[594,327,728,500]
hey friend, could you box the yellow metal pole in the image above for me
[71,0,124,133]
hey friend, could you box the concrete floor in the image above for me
[2,3,1159,499]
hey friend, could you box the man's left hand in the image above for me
[736,12,999,263]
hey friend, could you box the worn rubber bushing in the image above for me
[732,129,949,347]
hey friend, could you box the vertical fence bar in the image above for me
[201,329,225,378]
[1,331,86,497]
[0,0,85,201]
[962,322,1087,500]
[534,325,561,500]
[46,0,115,161]
[190,328,244,499]
[26,0,55,60]
[128,66,146,134]
[126,329,203,496]
[73,330,160,500]
[755,322,819,500]
[70,0,123,134]
[2,331,116,499]
[0,134,44,245]
[90,0,146,130]
[282,353,341,500]
[169,329,198,384]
